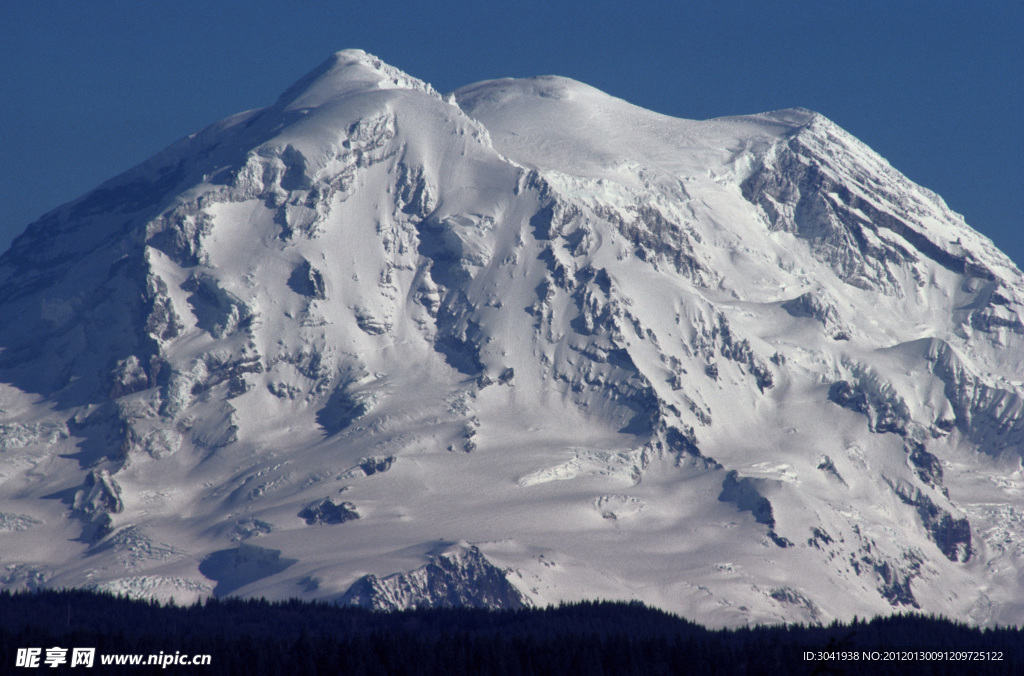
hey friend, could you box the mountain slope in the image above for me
[1,50,1022,627]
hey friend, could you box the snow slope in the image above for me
[1,50,1022,627]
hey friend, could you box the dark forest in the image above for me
[2,589,1020,674]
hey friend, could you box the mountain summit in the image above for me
[1,51,1022,627]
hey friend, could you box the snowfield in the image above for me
[0,50,1022,627]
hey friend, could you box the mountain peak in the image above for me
[751,107,820,129]
[276,49,440,111]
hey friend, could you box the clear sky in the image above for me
[1,1,1021,266]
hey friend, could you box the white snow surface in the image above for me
[1,49,1023,627]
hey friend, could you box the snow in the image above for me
[0,51,1022,627]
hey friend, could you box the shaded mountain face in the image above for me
[1,50,1022,626]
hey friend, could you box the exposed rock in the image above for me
[742,118,984,295]
[828,379,909,436]
[395,162,436,218]
[339,545,529,610]
[828,380,869,414]
[74,469,124,517]
[807,527,834,549]
[298,498,359,525]
[782,291,849,339]
[768,587,821,622]
[926,339,1024,459]
[148,208,214,267]
[336,455,396,480]
[653,424,719,469]
[354,308,390,335]
[890,481,972,563]
[180,274,254,339]
[715,316,773,392]
[288,259,327,300]
[232,517,275,541]
[598,203,711,284]
[874,556,920,608]
[108,355,150,398]
[906,439,943,489]
[144,274,184,343]
[816,455,847,486]
[316,385,373,434]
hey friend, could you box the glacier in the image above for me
[0,49,1022,627]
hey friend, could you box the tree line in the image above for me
[1,589,1019,674]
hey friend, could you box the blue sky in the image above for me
[1,1,1021,266]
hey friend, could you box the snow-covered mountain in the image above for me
[2,50,1022,627]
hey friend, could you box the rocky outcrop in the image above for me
[298,498,359,525]
[181,274,254,340]
[742,115,991,295]
[873,555,921,608]
[714,316,774,392]
[339,545,529,610]
[288,259,327,300]
[926,340,1024,459]
[906,439,943,490]
[316,385,374,434]
[889,480,972,563]
[782,291,850,340]
[73,469,124,541]
[828,379,910,436]
[339,456,395,480]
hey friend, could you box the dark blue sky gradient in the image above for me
[1,1,1021,265]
